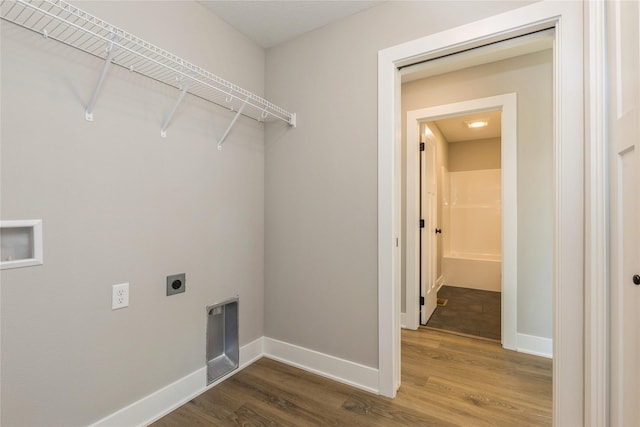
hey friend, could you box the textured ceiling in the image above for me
[200,1,383,48]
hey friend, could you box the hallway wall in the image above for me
[264,1,535,368]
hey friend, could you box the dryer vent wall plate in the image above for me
[166,273,186,296]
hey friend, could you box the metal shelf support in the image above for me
[218,99,248,151]
[85,38,117,121]
[161,79,192,138]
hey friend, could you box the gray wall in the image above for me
[264,1,534,368]
[402,50,554,339]
[1,2,265,425]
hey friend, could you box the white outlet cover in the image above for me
[112,283,129,310]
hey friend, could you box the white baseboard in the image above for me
[239,336,264,367]
[400,312,407,329]
[89,335,380,427]
[89,337,264,427]
[436,275,444,290]
[263,337,379,394]
[517,333,552,359]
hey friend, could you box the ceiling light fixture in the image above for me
[466,120,488,129]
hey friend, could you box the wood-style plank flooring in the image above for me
[426,286,501,341]
[152,328,552,426]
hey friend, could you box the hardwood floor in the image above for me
[152,328,552,426]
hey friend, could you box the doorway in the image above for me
[405,94,517,350]
[377,3,585,425]
[422,112,503,341]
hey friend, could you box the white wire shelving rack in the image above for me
[0,0,296,148]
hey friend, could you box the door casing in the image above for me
[377,2,586,425]
[405,94,517,351]
[608,0,640,425]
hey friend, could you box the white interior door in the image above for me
[608,1,640,425]
[420,127,437,324]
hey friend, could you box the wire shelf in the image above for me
[0,0,296,134]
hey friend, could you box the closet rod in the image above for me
[0,0,297,132]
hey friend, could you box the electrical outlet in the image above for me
[112,283,129,310]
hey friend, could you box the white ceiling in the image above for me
[432,110,502,143]
[199,1,383,48]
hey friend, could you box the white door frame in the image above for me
[583,2,609,426]
[405,94,517,351]
[377,2,586,425]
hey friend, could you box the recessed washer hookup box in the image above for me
[0,220,43,270]
[206,297,239,385]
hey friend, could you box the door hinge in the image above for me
[420,296,425,306]
[420,219,425,228]
[419,142,425,151]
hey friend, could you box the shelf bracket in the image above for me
[217,98,248,151]
[85,37,118,121]
[160,79,192,137]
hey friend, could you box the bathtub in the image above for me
[441,252,501,292]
